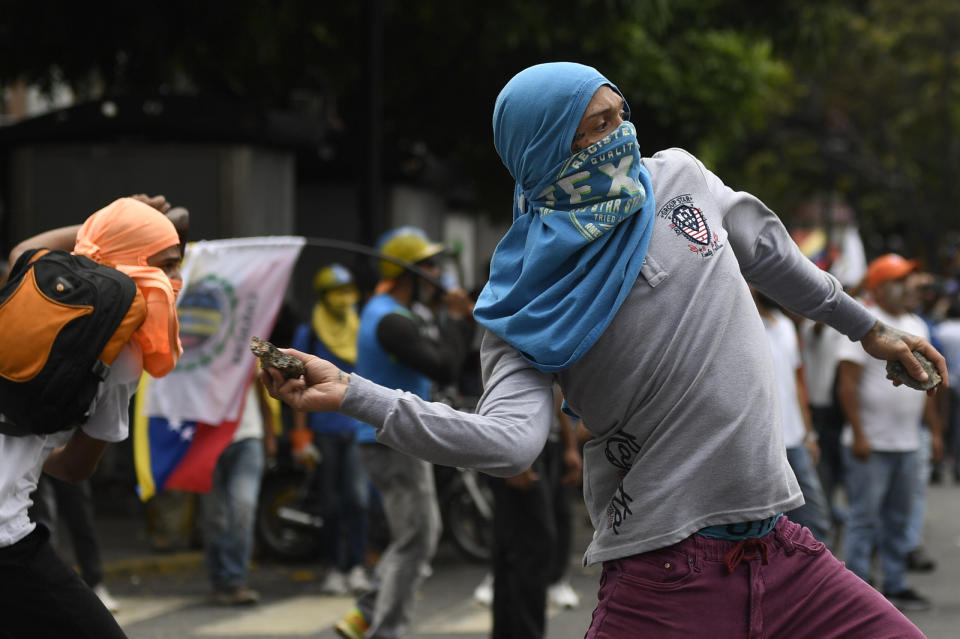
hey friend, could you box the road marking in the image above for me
[193,595,353,635]
[114,596,197,627]
[109,588,588,636]
[416,600,492,633]
[414,600,574,634]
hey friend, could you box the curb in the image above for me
[103,550,205,580]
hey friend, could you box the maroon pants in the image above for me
[586,517,924,639]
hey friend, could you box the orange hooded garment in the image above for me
[73,198,183,377]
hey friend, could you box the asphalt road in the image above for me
[83,478,960,638]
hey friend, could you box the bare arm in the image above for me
[42,429,110,483]
[837,360,869,460]
[9,225,82,265]
[7,193,186,267]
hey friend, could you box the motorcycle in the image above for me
[435,464,494,563]
[255,440,325,562]
[255,441,494,564]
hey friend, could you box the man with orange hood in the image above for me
[0,197,183,639]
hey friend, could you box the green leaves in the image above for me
[2,0,957,257]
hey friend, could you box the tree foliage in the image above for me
[1,0,958,263]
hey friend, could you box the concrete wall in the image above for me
[1,143,507,324]
[3,143,295,249]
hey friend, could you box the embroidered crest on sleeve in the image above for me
[657,194,725,259]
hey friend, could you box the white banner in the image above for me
[147,236,305,424]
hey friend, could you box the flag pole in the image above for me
[302,237,450,292]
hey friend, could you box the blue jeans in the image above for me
[904,428,930,551]
[785,445,831,543]
[203,437,265,588]
[843,448,917,593]
[314,431,370,571]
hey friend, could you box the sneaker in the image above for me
[548,579,580,609]
[211,585,260,606]
[906,547,937,573]
[321,570,349,596]
[347,565,371,593]
[473,573,493,607]
[884,588,931,612]
[420,562,433,579]
[93,583,119,613]
[929,467,943,484]
[335,607,370,639]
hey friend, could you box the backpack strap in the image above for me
[0,416,28,436]
[98,288,147,366]
[26,248,50,264]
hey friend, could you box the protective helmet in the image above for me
[866,253,916,292]
[376,226,445,279]
[313,263,355,295]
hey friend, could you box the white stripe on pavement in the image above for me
[114,596,197,627]
[193,595,354,635]
[415,600,493,634]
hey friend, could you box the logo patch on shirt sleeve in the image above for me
[657,195,725,259]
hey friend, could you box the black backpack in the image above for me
[0,248,147,436]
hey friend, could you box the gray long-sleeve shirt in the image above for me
[341,148,876,566]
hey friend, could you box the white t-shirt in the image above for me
[837,305,928,452]
[763,310,806,449]
[232,384,265,443]
[0,342,142,547]
[799,320,847,408]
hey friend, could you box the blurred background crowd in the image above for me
[1,1,959,635]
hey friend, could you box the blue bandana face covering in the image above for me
[474,62,657,372]
[530,121,646,240]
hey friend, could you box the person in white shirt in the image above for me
[1,197,184,639]
[754,290,831,542]
[836,254,944,612]
[203,377,276,606]
[799,318,849,538]
[262,63,949,638]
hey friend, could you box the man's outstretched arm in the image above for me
[260,337,554,477]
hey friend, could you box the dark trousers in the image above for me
[0,525,126,639]
[29,476,104,587]
[314,431,369,572]
[542,439,574,585]
[812,404,846,524]
[491,454,557,639]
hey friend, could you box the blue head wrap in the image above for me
[474,62,656,372]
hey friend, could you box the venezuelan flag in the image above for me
[132,236,304,501]
[134,374,240,501]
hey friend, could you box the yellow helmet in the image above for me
[376,226,445,279]
[313,263,355,295]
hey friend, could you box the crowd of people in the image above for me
[757,255,960,613]
[260,62,953,639]
[1,60,958,639]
